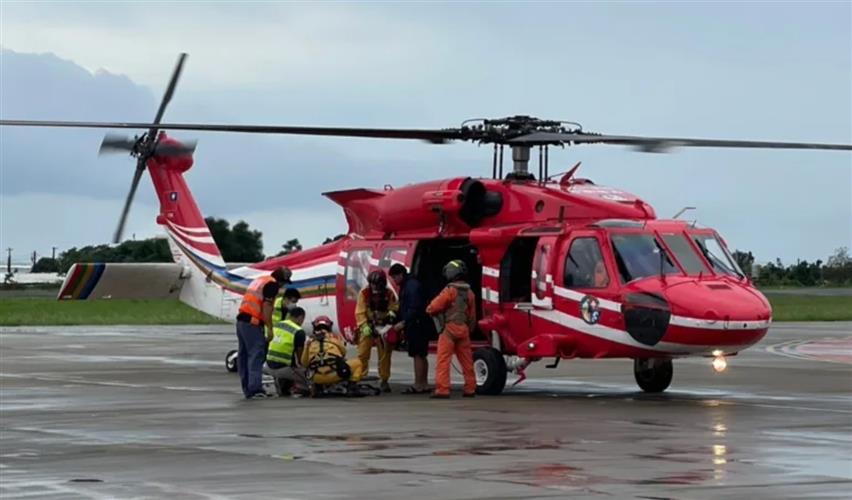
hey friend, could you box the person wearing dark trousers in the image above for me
[389,263,431,394]
[236,267,291,399]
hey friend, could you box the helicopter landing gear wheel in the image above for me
[225,349,238,373]
[474,347,507,395]
[633,358,673,393]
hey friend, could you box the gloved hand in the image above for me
[359,324,373,338]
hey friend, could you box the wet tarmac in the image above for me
[1,322,850,499]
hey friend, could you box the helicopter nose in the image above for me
[662,280,772,351]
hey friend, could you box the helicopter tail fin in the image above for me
[323,188,386,236]
[147,150,226,269]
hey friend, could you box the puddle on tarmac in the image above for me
[631,470,711,486]
[68,478,104,483]
[360,467,415,475]
[432,439,564,457]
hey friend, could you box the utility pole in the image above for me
[5,248,11,274]
[52,246,57,260]
[31,251,37,267]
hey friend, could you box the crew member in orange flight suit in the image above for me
[426,260,477,399]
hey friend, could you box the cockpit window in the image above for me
[661,233,709,274]
[692,234,743,278]
[610,234,679,283]
[564,238,610,289]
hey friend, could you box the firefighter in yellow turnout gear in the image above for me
[355,270,398,393]
[301,316,369,396]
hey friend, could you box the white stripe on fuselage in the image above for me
[480,284,766,355]
[229,261,338,281]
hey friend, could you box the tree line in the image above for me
[733,247,851,287]
[31,218,345,274]
[30,220,851,287]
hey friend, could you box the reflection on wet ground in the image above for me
[1,324,851,499]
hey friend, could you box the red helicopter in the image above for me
[3,54,850,394]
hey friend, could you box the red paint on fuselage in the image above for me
[149,135,770,360]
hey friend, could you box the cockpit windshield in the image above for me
[691,233,744,278]
[660,233,710,275]
[610,233,679,283]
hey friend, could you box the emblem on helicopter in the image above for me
[580,295,601,325]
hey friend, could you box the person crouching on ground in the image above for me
[265,306,309,398]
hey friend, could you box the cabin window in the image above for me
[533,244,551,300]
[345,249,372,300]
[564,238,610,289]
[378,247,407,269]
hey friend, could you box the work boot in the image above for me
[381,381,392,393]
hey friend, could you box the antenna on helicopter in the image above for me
[673,206,697,219]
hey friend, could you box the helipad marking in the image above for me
[766,336,852,365]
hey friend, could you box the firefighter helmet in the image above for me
[312,315,334,331]
[367,269,387,289]
[442,259,467,281]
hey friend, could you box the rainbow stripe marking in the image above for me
[59,263,106,300]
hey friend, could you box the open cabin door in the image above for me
[336,241,413,342]
[336,241,374,342]
[531,236,559,310]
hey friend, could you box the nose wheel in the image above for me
[633,358,673,393]
[225,349,238,373]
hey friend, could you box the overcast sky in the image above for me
[1,1,850,264]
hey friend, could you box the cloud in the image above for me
[0,3,444,91]
[1,3,850,263]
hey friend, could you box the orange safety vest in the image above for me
[238,275,276,323]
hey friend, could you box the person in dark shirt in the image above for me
[390,264,431,394]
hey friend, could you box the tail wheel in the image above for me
[474,347,507,395]
[225,349,238,373]
[633,358,673,393]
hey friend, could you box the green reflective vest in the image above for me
[272,296,285,325]
[267,318,299,365]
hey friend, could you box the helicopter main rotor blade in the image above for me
[153,140,197,156]
[99,133,139,155]
[152,53,187,127]
[2,119,851,151]
[113,159,145,244]
[0,119,460,142]
[509,132,852,152]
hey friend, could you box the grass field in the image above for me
[766,295,852,322]
[0,295,848,326]
[0,299,224,326]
